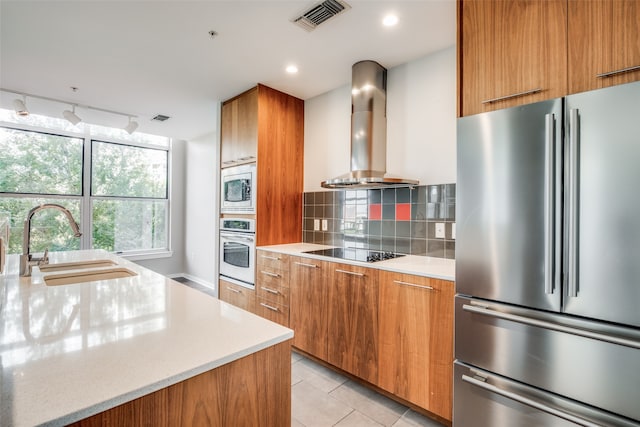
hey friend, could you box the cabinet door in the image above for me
[218,279,255,313]
[220,87,258,167]
[460,0,567,116]
[568,0,640,93]
[378,272,454,421]
[327,264,378,384]
[289,257,327,359]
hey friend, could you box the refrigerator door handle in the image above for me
[461,374,602,427]
[462,304,640,349]
[567,108,580,298]
[544,113,555,294]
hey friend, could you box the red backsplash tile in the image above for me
[396,203,411,221]
[369,204,381,220]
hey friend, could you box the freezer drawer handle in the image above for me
[596,64,640,78]
[461,374,601,427]
[462,304,640,350]
[481,88,542,104]
[225,287,241,294]
[393,280,434,291]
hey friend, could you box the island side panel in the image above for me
[70,340,292,427]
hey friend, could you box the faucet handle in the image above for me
[41,248,49,264]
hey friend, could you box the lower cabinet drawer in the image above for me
[219,279,255,313]
[256,281,290,306]
[255,298,289,327]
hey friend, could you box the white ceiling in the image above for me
[0,0,456,141]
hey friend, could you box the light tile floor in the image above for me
[291,351,445,427]
[175,277,445,427]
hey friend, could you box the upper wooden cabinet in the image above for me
[458,0,640,117]
[378,272,454,421]
[220,87,258,167]
[568,0,640,93]
[459,0,568,116]
[220,84,304,246]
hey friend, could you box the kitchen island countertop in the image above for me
[0,250,292,427]
[257,243,455,281]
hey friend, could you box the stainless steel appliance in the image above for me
[220,163,256,213]
[321,60,418,188]
[219,218,255,288]
[455,81,640,426]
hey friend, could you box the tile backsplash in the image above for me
[302,184,456,259]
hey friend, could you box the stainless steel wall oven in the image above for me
[219,218,255,288]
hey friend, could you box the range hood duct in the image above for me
[321,60,419,189]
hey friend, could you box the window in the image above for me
[0,111,171,256]
[91,141,168,252]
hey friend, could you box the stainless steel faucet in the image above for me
[19,204,82,276]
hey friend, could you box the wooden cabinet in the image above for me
[220,87,258,167]
[289,256,328,360]
[219,278,255,313]
[219,84,304,246]
[327,263,379,384]
[255,250,290,327]
[458,0,640,117]
[459,0,568,116]
[378,272,454,421]
[71,340,292,427]
[568,0,640,93]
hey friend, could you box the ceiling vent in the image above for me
[151,114,170,122]
[292,0,351,32]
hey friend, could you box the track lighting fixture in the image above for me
[1,88,140,134]
[124,116,139,134]
[13,96,29,116]
[62,105,82,126]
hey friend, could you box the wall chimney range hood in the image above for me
[321,60,419,188]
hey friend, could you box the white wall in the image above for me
[135,140,186,274]
[183,130,218,288]
[304,46,456,191]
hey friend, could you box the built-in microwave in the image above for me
[220,163,256,214]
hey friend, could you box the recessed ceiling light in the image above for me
[382,14,398,27]
[286,65,299,74]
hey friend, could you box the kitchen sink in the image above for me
[39,259,117,272]
[44,267,137,286]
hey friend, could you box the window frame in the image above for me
[0,119,172,259]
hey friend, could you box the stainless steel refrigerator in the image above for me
[455,81,640,426]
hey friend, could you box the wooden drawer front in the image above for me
[257,267,289,287]
[257,251,289,270]
[257,280,290,306]
[219,279,255,313]
[256,298,289,327]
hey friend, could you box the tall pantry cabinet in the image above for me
[219,84,304,313]
[219,84,304,246]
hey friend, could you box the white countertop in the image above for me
[0,250,292,427]
[258,243,456,281]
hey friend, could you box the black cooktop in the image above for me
[303,248,405,263]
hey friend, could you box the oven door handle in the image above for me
[221,235,255,244]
